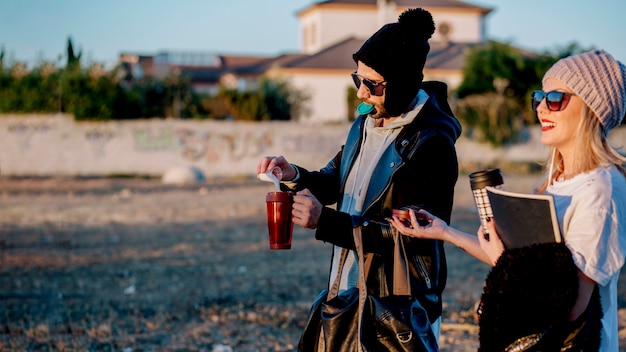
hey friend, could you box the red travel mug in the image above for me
[265,191,294,250]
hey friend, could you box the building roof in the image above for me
[235,54,308,75]
[178,36,478,80]
[322,0,487,8]
[299,0,492,15]
[219,55,273,68]
[176,55,271,83]
[272,36,477,72]
[282,38,361,70]
[426,41,476,70]
[180,53,308,83]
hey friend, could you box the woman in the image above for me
[390,49,626,351]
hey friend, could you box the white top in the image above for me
[546,165,626,351]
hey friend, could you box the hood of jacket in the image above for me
[339,81,461,221]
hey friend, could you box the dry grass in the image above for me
[1,175,625,351]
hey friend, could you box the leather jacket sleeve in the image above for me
[283,149,344,207]
[314,135,458,254]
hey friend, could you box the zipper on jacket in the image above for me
[413,255,432,289]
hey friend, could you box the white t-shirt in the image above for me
[546,165,626,351]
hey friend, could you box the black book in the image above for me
[486,186,562,249]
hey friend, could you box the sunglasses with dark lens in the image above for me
[351,72,386,96]
[531,90,574,112]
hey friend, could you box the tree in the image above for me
[456,41,537,99]
[346,86,359,121]
[203,76,307,121]
[1,38,316,121]
[66,37,81,70]
[0,46,4,72]
[259,77,292,121]
[453,41,592,146]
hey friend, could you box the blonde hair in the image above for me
[534,104,626,194]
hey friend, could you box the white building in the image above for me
[269,0,491,123]
[119,0,493,123]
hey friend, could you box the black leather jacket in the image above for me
[286,81,461,322]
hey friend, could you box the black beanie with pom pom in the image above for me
[353,8,435,117]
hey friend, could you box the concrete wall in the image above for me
[0,114,351,178]
[1,114,625,178]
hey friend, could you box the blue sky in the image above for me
[1,0,625,68]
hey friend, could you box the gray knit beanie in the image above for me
[542,49,626,133]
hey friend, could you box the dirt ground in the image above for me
[1,175,625,351]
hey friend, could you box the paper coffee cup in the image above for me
[469,168,504,237]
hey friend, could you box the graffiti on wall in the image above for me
[176,128,274,162]
[85,128,115,157]
[132,126,274,163]
[1,115,350,176]
[6,121,54,149]
[133,128,178,151]
[281,134,341,157]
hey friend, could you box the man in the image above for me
[257,7,461,348]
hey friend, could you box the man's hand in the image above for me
[292,189,322,229]
[256,156,297,181]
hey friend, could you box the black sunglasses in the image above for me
[351,72,386,96]
[531,90,574,112]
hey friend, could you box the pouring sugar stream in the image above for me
[257,167,282,191]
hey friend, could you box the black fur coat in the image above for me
[477,242,602,351]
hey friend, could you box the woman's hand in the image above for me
[389,208,448,241]
[392,208,498,266]
[256,156,297,181]
[477,218,505,266]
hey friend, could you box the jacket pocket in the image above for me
[412,255,432,290]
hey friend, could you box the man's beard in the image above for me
[371,105,391,119]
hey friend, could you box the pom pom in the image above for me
[398,8,435,41]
